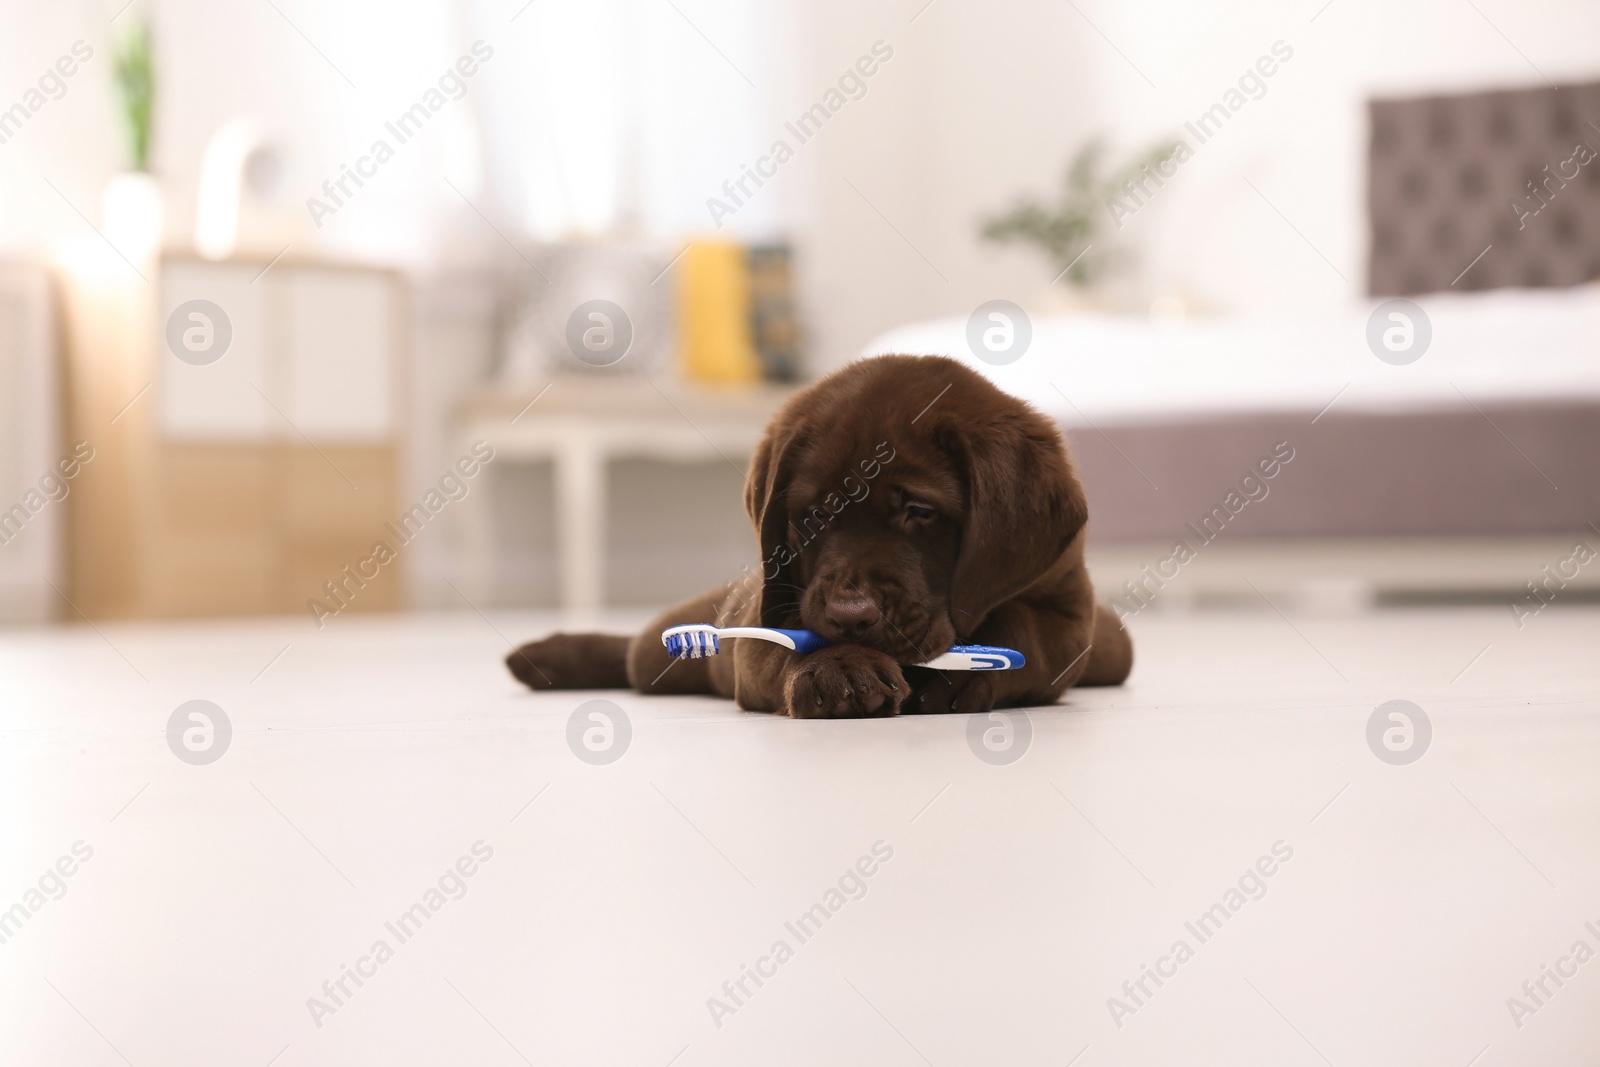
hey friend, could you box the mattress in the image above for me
[863,289,1600,542]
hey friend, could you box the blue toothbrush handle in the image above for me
[769,630,1023,669]
[938,644,1027,670]
[767,628,834,654]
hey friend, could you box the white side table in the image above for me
[455,375,796,616]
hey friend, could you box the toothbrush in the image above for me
[661,624,1025,671]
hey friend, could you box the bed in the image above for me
[862,80,1600,611]
[866,290,1600,610]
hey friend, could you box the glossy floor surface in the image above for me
[2,605,1597,1066]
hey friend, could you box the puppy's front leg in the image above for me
[904,595,1094,713]
[733,639,905,718]
[975,596,1097,707]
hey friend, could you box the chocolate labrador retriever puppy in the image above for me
[506,354,1132,716]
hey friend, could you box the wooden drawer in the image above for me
[62,255,405,619]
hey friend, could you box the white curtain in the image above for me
[461,0,807,241]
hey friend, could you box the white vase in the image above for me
[102,172,164,265]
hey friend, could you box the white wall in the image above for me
[0,0,480,263]
[0,3,121,250]
[786,0,1100,372]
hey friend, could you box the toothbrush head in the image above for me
[663,627,720,660]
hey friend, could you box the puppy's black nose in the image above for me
[826,593,881,636]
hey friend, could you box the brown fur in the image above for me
[507,355,1132,716]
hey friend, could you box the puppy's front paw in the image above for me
[903,668,995,715]
[785,646,905,719]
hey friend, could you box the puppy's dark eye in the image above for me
[905,502,937,522]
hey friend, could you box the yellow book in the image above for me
[678,242,762,384]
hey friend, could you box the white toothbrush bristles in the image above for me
[666,628,721,659]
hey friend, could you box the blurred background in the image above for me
[8,6,1600,1065]
[4,0,1600,627]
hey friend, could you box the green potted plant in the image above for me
[980,137,1182,306]
[102,12,162,262]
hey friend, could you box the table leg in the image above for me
[459,437,497,606]
[556,438,605,619]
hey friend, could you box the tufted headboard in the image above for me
[1368,80,1600,295]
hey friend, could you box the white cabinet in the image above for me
[158,258,398,443]
[282,269,394,441]
[57,254,411,619]
[159,262,272,439]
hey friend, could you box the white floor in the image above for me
[2,605,1598,1066]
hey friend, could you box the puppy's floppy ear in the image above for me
[744,417,807,627]
[942,410,1087,636]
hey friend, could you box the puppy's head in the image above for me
[745,355,1087,660]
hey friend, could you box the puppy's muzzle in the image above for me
[823,591,882,638]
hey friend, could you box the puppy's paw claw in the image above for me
[785,646,905,719]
